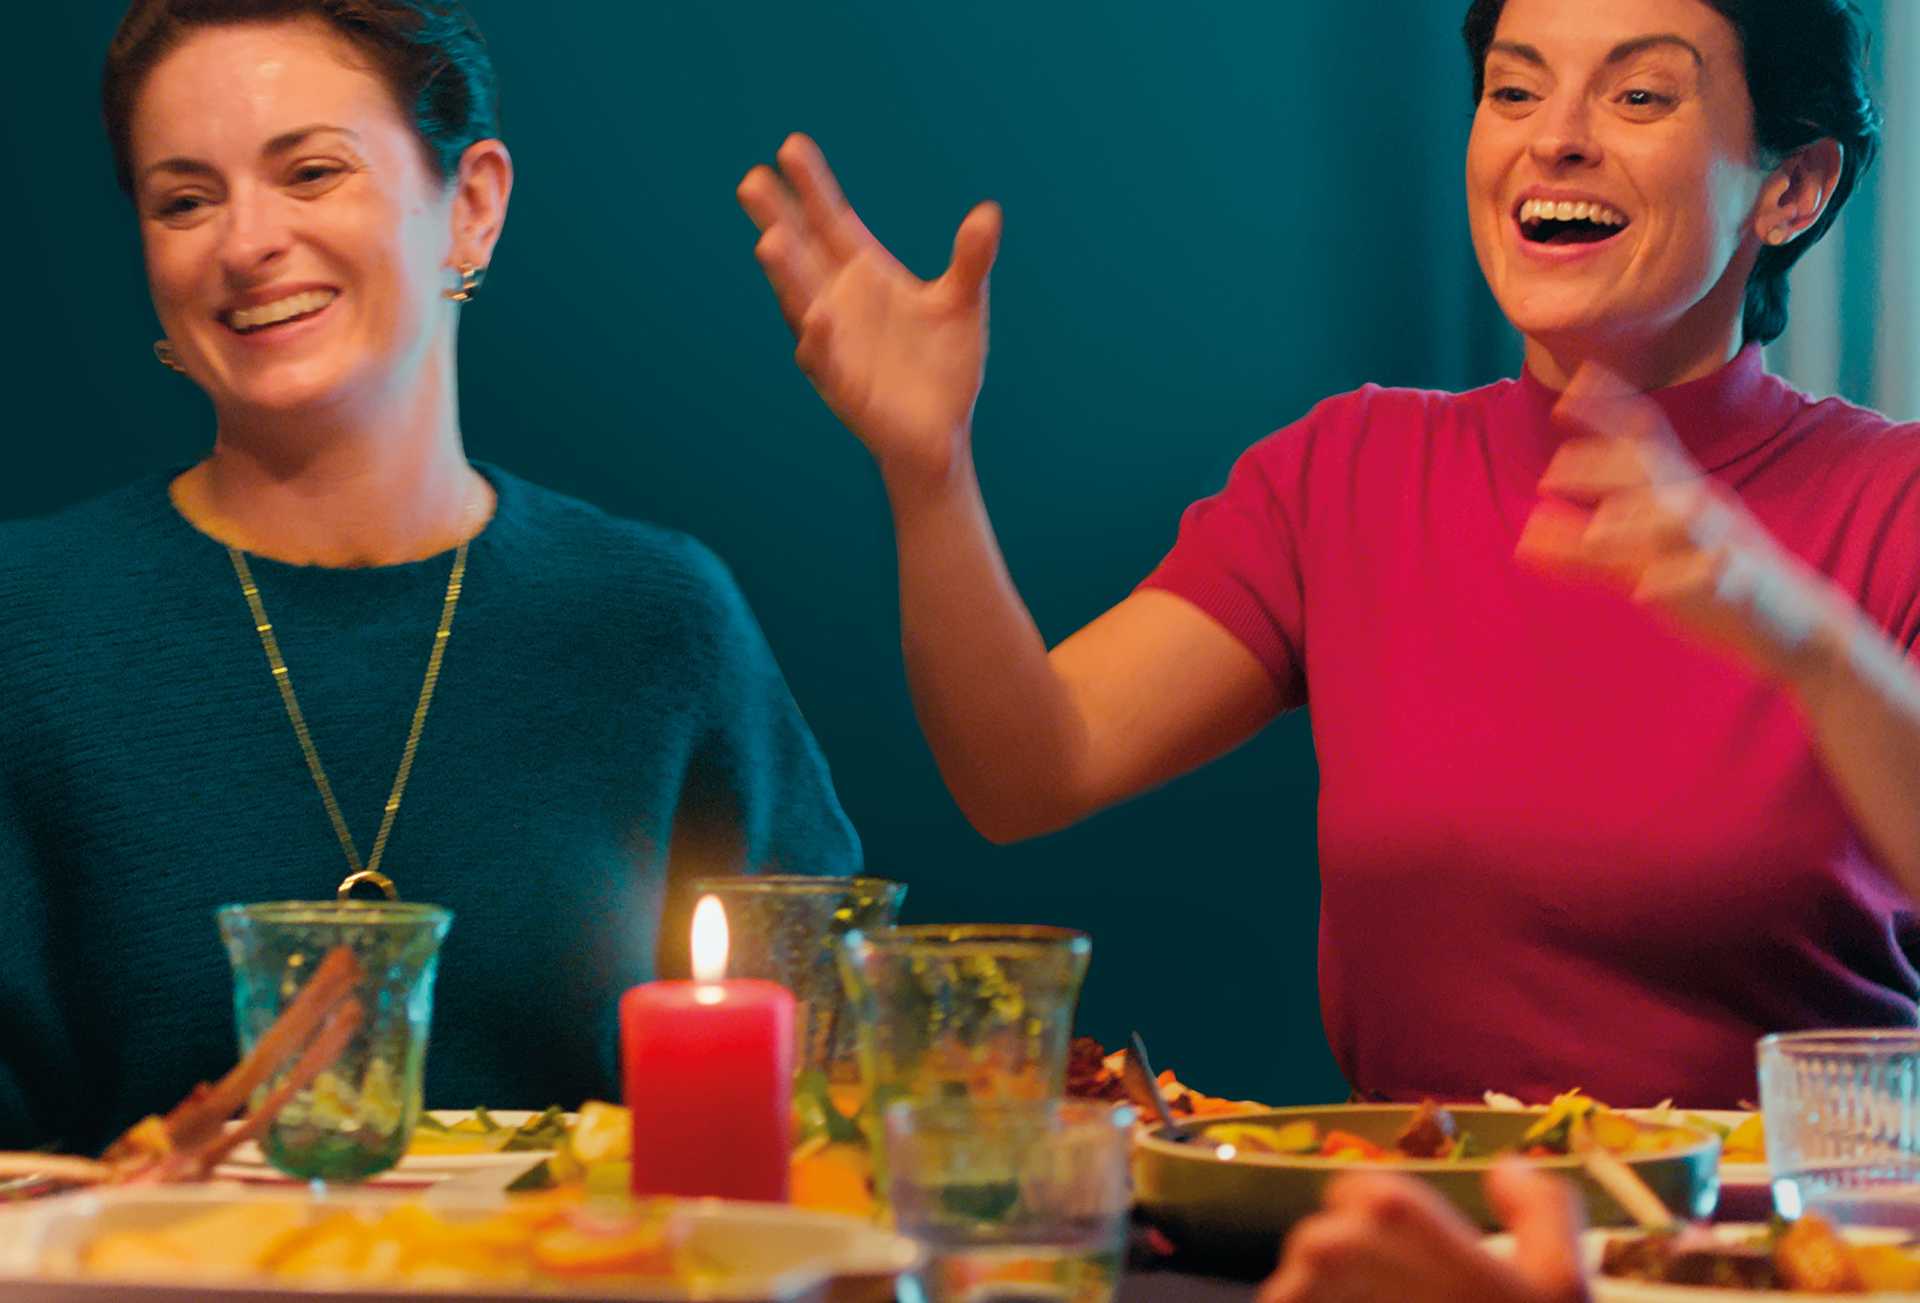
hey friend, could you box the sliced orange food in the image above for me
[791,1142,875,1217]
[531,1217,675,1277]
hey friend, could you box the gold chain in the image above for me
[229,542,468,884]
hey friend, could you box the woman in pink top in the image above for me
[738,0,1914,1114]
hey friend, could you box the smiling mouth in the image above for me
[221,289,339,335]
[1517,198,1630,247]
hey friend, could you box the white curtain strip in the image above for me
[1871,0,1920,419]
[1770,0,1917,419]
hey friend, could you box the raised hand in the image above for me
[737,134,1002,490]
[1516,364,1844,682]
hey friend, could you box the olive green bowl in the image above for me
[1132,1105,1721,1278]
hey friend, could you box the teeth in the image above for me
[227,290,337,332]
[1519,198,1628,229]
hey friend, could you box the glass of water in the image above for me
[885,1098,1133,1303]
[690,875,906,1126]
[1758,1029,1920,1228]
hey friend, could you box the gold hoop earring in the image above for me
[153,339,187,374]
[444,263,485,303]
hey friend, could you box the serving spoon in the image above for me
[1122,1031,1200,1144]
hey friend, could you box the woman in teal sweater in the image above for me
[0,0,858,1154]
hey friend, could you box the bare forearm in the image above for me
[1785,604,1920,898]
[882,451,1092,842]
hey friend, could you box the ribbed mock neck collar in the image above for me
[1507,344,1803,474]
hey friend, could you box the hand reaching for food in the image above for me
[1257,1164,1591,1303]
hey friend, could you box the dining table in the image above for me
[1121,1242,1262,1301]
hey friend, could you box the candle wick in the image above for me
[694,984,725,1006]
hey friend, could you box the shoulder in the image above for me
[1307,380,1505,428]
[481,468,754,639]
[1784,389,1920,462]
[0,476,171,562]
[1763,386,1920,516]
[1223,380,1509,490]
[0,475,179,614]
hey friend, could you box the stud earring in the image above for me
[153,339,187,374]
[1765,225,1794,247]
[444,263,486,303]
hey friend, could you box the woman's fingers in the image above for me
[752,228,813,334]
[941,201,1004,305]
[736,162,803,236]
[776,133,875,263]
[1539,435,1696,502]
[1262,1172,1575,1303]
[740,164,833,331]
[1522,476,1719,582]
[1486,1162,1591,1303]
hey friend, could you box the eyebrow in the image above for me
[1488,34,1705,71]
[141,124,362,186]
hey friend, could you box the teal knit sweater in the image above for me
[0,465,859,1153]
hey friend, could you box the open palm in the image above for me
[738,134,1002,486]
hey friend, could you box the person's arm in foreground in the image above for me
[1259,1165,1590,1303]
[1518,369,1920,899]
[737,136,1279,843]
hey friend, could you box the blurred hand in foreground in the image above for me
[1257,1164,1590,1303]
[1517,363,1844,683]
[736,133,1001,493]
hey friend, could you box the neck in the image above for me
[1523,328,1744,395]
[170,355,495,567]
[1522,254,1755,393]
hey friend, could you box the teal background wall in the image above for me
[0,3,1528,1106]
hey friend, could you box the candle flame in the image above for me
[691,894,729,984]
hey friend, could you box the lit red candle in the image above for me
[620,895,795,1201]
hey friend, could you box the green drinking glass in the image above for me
[216,900,452,1183]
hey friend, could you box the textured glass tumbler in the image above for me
[1758,1029,1920,1228]
[886,1098,1133,1303]
[839,925,1091,1118]
[689,875,906,1105]
[217,900,452,1182]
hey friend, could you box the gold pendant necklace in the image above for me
[229,542,468,893]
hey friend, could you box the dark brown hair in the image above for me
[103,0,498,196]
[1461,0,1881,346]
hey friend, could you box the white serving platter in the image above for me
[0,1184,918,1303]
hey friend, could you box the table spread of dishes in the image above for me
[1,875,1915,1303]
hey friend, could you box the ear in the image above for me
[1753,138,1843,248]
[445,138,514,275]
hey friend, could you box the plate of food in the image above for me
[1480,1094,1766,1182]
[1484,1217,1920,1300]
[1131,1092,1721,1277]
[0,1183,919,1302]
[217,1107,575,1182]
[1648,1109,1766,1188]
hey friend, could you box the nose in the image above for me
[216,181,293,284]
[1527,92,1604,171]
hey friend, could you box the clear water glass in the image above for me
[840,924,1092,1213]
[690,875,905,1116]
[838,924,1091,1115]
[217,900,452,1183]
[887,1098,1133,1303]
[1758,1028,1920,1229]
